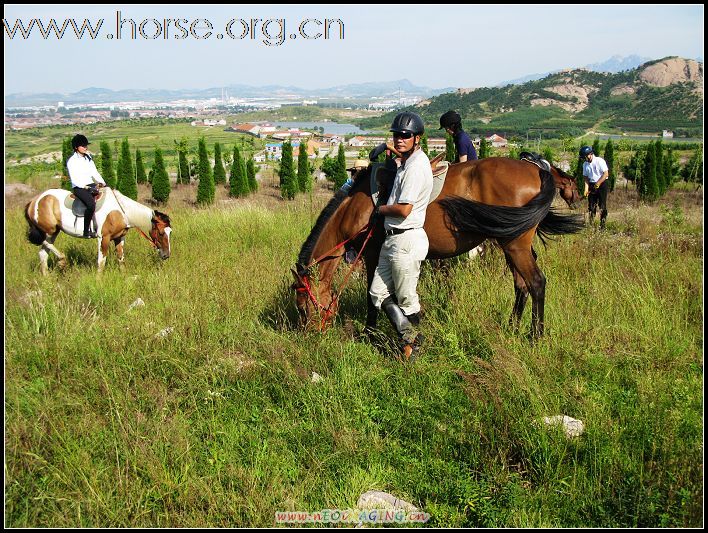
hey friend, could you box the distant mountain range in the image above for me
[4,80,455,108]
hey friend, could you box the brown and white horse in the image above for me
[24,187,172,274]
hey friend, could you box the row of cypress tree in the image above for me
[61,136,258,206]
[279,140,314,200]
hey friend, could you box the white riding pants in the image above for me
[369,228,429,315]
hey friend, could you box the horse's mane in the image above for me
[297,189,349,268]
[296,168,370,269]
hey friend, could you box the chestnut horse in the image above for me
[292,157,582,339]
[25,187,172,274]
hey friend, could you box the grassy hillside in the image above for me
[4,174,703,527]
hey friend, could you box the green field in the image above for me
[4,160,703,527]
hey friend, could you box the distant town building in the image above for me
[662,130,674,138]
[486,134,508,148]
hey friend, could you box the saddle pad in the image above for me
[65,190,107,216]
[520,152,551,173]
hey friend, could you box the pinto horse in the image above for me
[24,187,172,274]
[292,157,582,339]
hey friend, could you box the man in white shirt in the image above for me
[67,134,106,238]
[580,145,609,229]
[369,112,433,360]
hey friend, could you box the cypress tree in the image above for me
[478,137,490,159]
[574,144,586,193]
[196,137,215,205]
[100,141,117,188]
[663,148,674,190]
[61,137,73,190]
[542,146,554,166]
[642,142,659,201]
[420,132,429,157]
[213,142,226,185]
[117,138,137,200]
[655,140,665,196]
[135,148,148,184]
[334,143,348,189]
[247,158,258,193]
[592,139,601,160]
[445,134,457,162]
[174,138,190,185]
[279,141,297,199]
[229,145,248,197]
[604,139,616,191]
[151,148,171,203]
[297,140,312,192]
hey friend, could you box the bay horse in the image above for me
[24,187,172,274]
[291,157,582,339]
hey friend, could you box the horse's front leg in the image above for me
[97,235,110,273]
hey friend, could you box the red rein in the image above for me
[297,222,375,331]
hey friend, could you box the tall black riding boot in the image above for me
[381,297,421,360]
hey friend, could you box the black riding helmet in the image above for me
[579,146,593,158]
[390,111,425,136]
[72,134,90,150]
[439,110,461,130]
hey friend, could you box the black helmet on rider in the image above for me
[390,111,425,136]
[579,146,593,158]
[72,134,90,150]
[439,110,462,130]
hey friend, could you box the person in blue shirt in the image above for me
[439,110,478,163]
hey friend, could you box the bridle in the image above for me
[294,220,376,331]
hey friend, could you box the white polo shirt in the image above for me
[582,155,608,184]
[67,152,106,188]
[384,148,434,231]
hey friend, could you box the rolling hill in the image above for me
[359,57,703,139]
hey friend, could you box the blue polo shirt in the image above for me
[454,130,478,162]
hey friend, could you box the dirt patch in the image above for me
[5,183,37,209]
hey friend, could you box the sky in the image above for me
[3,4,705,95]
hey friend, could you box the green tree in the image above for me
[623,149,643,190]
[196,137,215,205]
[592,138,601,161]
[100,141,117,189]
[334,143,348,188]
[663,147,674,190]
[445,134,457,162]
[603,139,616,191]
[229,145,249,197]
[321,154,338,183]
[641,141,659,201]
[61,137,73,190]
[247,158,258,193]
[151,148,171,203]
[420,132,429,157]
[680,146,703,185]
[174,138,190,184]
[213,142,226,185]
[574,144,585,192]
[478,137,491,159]
[279,141,297,199]
[297,141,312,193]
[135,148,148,185]
[655,140,666,196]
[542,146,554,166]
[116,138,137,200]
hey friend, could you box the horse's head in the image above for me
[552,166,581,209]
[290,263,337,330]
[151,211,172,260]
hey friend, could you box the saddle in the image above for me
[65,190,107,217]
[369,152,450,207]
[520,151,551,173]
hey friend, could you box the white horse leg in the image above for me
[115,236,126,271]
[97,236,110,274]
[44,234,67,269]
[38,247,50,276]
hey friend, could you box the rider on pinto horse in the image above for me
[67,134,106,238]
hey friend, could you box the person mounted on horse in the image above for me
[67,134,106,238]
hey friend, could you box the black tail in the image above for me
[536,209,584,246]
[438,169,557,240]
[24,202,46,245]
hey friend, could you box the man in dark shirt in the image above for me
[439,110,478,163]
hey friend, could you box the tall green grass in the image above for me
[5,189,702,527]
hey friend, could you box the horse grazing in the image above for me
[292,157,582,339]
[24,187,172,274]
